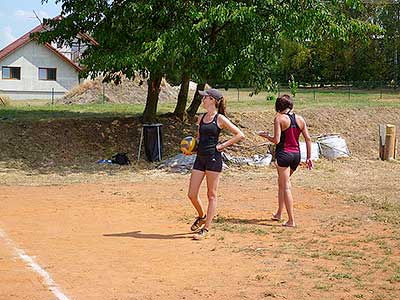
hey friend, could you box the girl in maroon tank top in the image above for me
[257,94,313,227]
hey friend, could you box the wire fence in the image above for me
[213,81,400,103]
[14,80,397,105]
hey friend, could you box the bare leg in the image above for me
[204,170,221,229]
[188,169,206,217]
[273,179,285,220]
[277,165,295,227]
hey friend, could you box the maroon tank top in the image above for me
[276,113,301,153]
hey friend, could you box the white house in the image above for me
[0,23,94,100]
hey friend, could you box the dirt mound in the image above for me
[0,107,399,171]
[60,76,179,104]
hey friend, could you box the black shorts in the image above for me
[276,151,300,171]
[193,152,223,173]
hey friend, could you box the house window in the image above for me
[2,66,21,80]
[39,68,57,81]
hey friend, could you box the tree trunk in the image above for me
[142,72,162,123]
[174,73,190,120]
[186,83,206,117]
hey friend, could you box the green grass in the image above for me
[213,215,269,235]
[389,268,400,283]
[326,249,365,260]
[329,272,353,280]
[314,282,331,291]
[354,294,364,298]
[0,103,141,120]
[1,87,400,121]
[224,87,400,111]
[346,195,400,225]
[0,102,170,121]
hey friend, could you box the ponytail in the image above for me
[216,97,226,116]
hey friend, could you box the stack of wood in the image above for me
[0,94,11,106]
[379,124,397,160]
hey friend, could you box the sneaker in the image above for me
[193,228,209,240]
[190,215,206,231]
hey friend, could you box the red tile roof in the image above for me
[0,22,82,71]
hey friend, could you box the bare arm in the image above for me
[258,115,281,144]
[216,115,245,151]
[299,116,314,170]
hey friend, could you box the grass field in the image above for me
[1,87,400,121]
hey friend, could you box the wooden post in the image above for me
[383,124,396,160]
[379,124,386,160]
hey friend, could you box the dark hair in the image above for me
[215,97,226,115]
[275,94,293,112]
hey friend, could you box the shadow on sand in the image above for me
[103,230,194,240]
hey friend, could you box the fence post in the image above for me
[379,124,386,160]
[51,88,54,105]
[384,124,396,160]
[380,124,397,160]
[313,83,316,101]
[348,82,351,101]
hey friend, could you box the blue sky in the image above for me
[0,0,61,50]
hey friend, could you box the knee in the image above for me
[207,193,217,203]
[279,181,291,190]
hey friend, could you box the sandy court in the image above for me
[0,172,399,300]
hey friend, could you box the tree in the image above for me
[375,1,400,85]
[183,0,379,113]
[40,0,193,122]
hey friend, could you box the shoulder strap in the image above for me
[200,114,206,124]
[290,113,300,128]
[213,113,219,122]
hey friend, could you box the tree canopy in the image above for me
[39,0,378,121]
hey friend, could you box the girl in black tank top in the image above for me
[188,88,245,240]
[197,113,221,156]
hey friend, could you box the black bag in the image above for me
[143,124,163,162]
[111,153,131,165]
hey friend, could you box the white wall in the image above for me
[0,41,79,100]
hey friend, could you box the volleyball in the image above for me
[180,136,197,155]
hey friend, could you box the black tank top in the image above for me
[198,113,221,155]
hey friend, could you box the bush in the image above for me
[0,95,11,106]
[266,94,276,102]
[288,75,299,97]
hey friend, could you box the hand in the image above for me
[216,143,224,152]
[256,131,269,138]
[306,159,314,170]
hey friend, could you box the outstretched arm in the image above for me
[216,115,245,151]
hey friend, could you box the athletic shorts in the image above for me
[193,152,223,173]
[275,151,301,171]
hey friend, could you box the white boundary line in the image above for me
[0,228,71,300]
